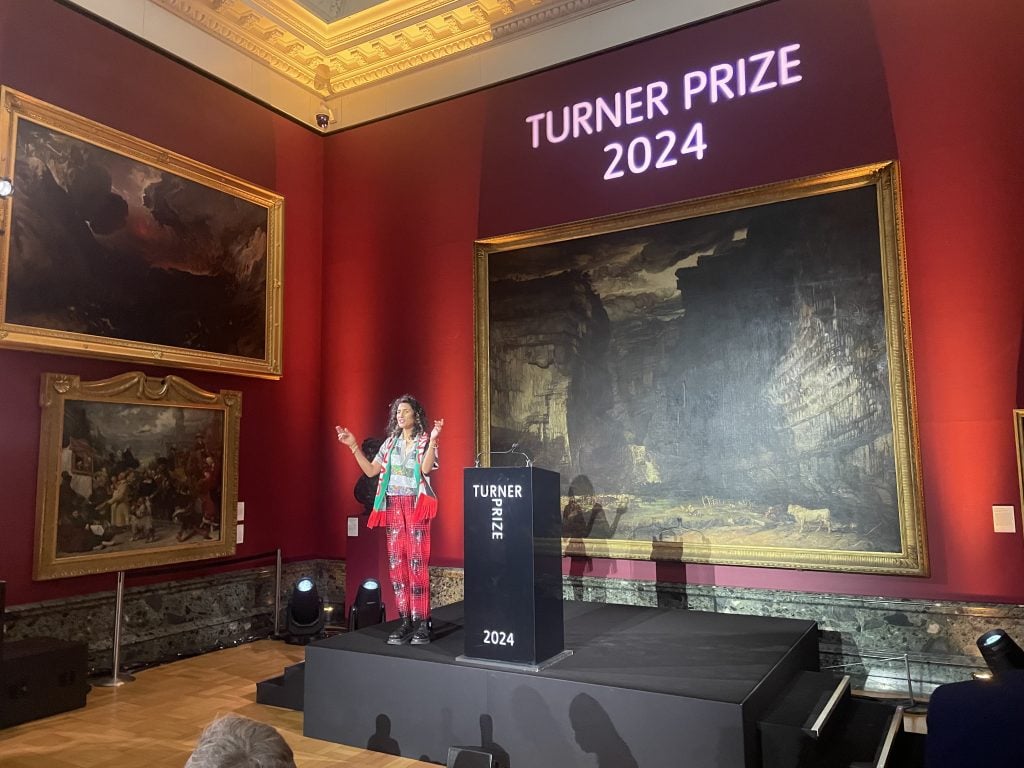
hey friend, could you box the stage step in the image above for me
[823,699,903,767]
[759,671,907,767]
[759,671,850,738]
[255,661,305,711]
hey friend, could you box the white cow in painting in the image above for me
[787,504,832,533]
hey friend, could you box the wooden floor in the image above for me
[0,640,425,768]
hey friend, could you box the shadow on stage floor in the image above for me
[304,600,818,768]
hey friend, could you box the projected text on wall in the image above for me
[523,44,803,181]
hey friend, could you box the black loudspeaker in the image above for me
[446,747,496,768]
[0,637,89,729]
[0,580,5,665]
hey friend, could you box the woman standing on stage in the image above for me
[336,395,443,645]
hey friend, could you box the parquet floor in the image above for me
[0,640,423,768]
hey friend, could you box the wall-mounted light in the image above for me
[0,177,12,235]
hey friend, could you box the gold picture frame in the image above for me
[0,86,284,378]
[475,162,927,575]
[34,371,242,580]
[1014,410,1024,523]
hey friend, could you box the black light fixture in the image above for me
[0,178,12,199]
[285,577,325,644]
[977,629,1024,678]
[348,578,386,631]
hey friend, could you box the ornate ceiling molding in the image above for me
[151,0,628,97]
[492,0,630,40]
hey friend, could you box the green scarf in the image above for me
[372,435,424,512]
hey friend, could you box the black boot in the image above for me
[387,617,415,645]
[410,618,432,645]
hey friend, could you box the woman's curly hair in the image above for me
[384,394,428,439]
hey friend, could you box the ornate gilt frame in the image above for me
[0,86,284,378]
[1014,410,1024,528]
[34,371,242,580]
[475,162,927,575]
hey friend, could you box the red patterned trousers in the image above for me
[383,495,432,620]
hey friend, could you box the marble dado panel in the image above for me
[423,567,1016,693]
[430,566,466,610]
[3,559,346,674]
[7,560,1018,695]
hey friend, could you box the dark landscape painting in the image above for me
[478,164,926,574]
[0,87,283,376]
[7,119,268,355]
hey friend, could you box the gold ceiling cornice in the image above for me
[245,1,470,47]
[151,0,625,97]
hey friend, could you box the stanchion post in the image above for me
[273,548,282,638]
[903,654,915,706]
[903,653,928,714]
[93,570,136,687]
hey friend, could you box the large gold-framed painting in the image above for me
[33,371,242,580]
[475,162,927,575]
[0,86,284,378]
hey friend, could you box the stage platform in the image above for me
[304,601,818,767]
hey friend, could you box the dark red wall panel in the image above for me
[321,97,488,565]
[479,0,895,235]
[2,0,1023,608]
[323,0,1024,601]
[0,0,325,604]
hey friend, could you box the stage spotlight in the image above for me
[977,628,1024,678]
[286,577,325,644]
[348,577,386,631]
[0,178,12,199]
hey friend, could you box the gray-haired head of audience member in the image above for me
[184,714,297,768]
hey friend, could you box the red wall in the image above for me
[323,0,1024,601]
[2,0,1023,608]
[0,0,326,605]
[320,97,487,564]
[477,0,895,234]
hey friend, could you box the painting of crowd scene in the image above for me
[57,408,225,558]
[35,372,241,579]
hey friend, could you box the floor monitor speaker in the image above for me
[0,637,88,729]
[0,580,5,664]
[446,747,496,768]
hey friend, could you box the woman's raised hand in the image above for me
[430,419,444,441]
[335,425,357,448]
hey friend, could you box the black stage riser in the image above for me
[304,602,818,768]
[307,651,748,767]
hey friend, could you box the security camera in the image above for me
[315,104,334,130]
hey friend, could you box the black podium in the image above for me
[461,466,567,669]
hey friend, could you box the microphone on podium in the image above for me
[475,442,532,468]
